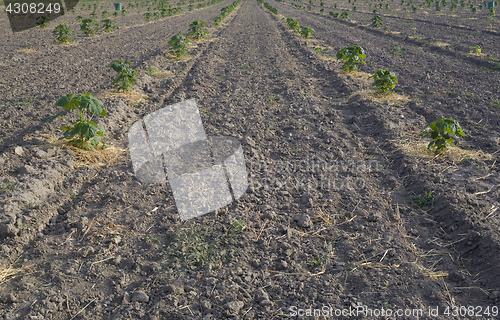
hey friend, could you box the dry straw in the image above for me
[43,135,126,168]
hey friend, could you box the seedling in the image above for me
[0,181,14,194]
[408,190,435,209]
[286,18,301,31]
[308,257,324,267]
[36,15,50,29]
[368,69,398,94]
[390,46,404,56]
[336,45,366,71]
[52,23,75,43]
[108,60,139,92]
[76,15,84,22]
[102,10,110,18]
[45,93,107,150]
[371,14,382,27]
[80,18,99,36]
[101,19,116,33]
[188,20,209,39]
[232,219,246,232]
[264,2,279,14]
[300,27,314,39]
[168,34,192,58]
[489,99,500,108]
[470,45,481,54]
[339,11,349,19]
[423,117,466,150]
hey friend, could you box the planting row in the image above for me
[260,0,469,151]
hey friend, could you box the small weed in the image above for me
[70,193,80,199]
[206,111,214,116]
[0,181,14,194]
[308,257,324,267]
[293,148,299,154]
[465,93,477,98]
[269,125,276,131]
[489,100,500,108]
[390,46,404,56]
[241,64,252,70]
[145,65,162,76]
[232,219,246,232]
[408,190,435,209]
[324,239,338,246]
[484,56,500,63]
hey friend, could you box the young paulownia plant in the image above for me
[300,27,314,39]
[36,15,50,29]
[53,23,75,43]
[108,60,139,92]
[368,69,398,93]
[102,19,116,33]
[46,94,107,150]
[286,18,300,31]
[188,20,209,39]
[168,34,192,57]
[423,117,466,150]
[81,18,99,36]
[336,45,366,71]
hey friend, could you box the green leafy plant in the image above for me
[308,257,324,267]
[0,181,14,194]
[80,18,99,36]
[329,11,339,17]
[336,45,366,71]
[489,99,500,108]
[76,15,84,22]
[108,60,139,91]
[168,34,192,57]
[368,69,398,93]
[144,12,153,22]
[286,18,301,31]
[101,18,116,32]
[122,8,128,15]
[232,219,246,232]
[36,15,50,29]
[371,14,382,27]
[390,46,404,56]
[52,23,75,43]
[300,26,314,38]
[188,20,209,39]
[408,190,435,209]
[102,10,110,18]
[470,45,481,54]
[339,10,349,19]
[423,117,466,150]
[45,94,107,150]
[264,2,279,13]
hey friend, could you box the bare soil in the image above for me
[0,0,499,319]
